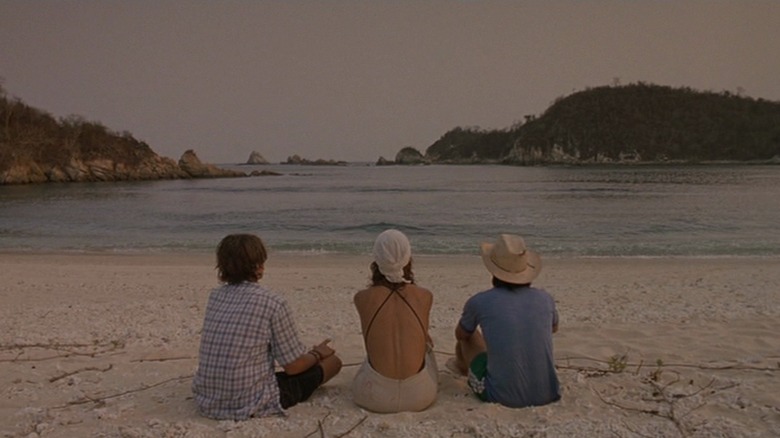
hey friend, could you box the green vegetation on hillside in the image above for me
[426,83,780,164]
[426,127,513,162]
[0,84,158,175]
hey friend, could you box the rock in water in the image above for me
[246,151,269,164]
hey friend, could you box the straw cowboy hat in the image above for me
[480,234,542,284]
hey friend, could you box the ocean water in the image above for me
[1,164,778,257]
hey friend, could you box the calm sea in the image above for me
[1,164,778,257]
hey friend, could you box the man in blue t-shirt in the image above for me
[453,234,560,408]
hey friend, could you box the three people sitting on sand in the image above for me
[192,231,558,419]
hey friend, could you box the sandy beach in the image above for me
[1,252,778,438]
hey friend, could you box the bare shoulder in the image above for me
[354,285,383,307]
[407,284,434,304]
[419,285,434,299]
[353,287,370,304]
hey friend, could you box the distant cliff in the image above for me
[0,86,246,184]
[400,84,780,165]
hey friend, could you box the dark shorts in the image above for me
[276,365,324,409]
[467,352,489,402]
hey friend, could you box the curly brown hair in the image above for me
[369,260,415,288]
[216,234,268,284]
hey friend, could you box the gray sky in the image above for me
[2,1,779,164]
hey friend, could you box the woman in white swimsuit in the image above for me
[351,229,438,413]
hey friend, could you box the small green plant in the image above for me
[649,358,664,381]
[607,353,628,373]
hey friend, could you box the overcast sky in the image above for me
[2,1,779,164]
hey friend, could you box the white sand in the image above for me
[1,252,778,438]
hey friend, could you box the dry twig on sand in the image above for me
[334,415,368,438]
[50,374,194,409]
[48,364,114,383]
[558,355,778,373]
[0,340,125,363]
[303,413,367,438]
[130,355,196,363]
[592,365,740,438]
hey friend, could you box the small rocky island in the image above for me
[282,154,348,166]
[376,147,428,166]
[245,151,269,165]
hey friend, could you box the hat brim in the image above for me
[480,242,542,284]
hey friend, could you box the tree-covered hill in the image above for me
[423,83,780,165]
[0,84,244,184]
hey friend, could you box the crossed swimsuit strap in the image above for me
[364,285,426,339]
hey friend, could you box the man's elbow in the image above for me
[455,324,472,341]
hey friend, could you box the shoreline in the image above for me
[4,248,780,258]
[2,253,778,437]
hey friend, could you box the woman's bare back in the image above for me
[354,284,433,379]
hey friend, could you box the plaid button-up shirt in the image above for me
[192,282,307,419]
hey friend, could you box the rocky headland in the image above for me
[1,144,247,185]
[379,83,780,166]
[0,85,269,185]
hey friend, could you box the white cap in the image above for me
[373,229,412,283]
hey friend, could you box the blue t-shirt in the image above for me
[458,285,560,407]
